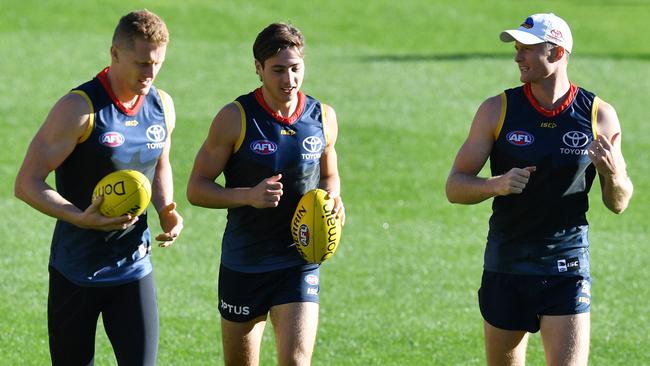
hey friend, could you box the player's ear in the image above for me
[254,59,263,82]
[110,45,119,63]
[553,46,565,62]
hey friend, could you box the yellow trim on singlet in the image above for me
[70,90,95,143]
[321,103,330,146]
[157,88,171,133]
[233,101,246,153]
[494,92,507,141]
[591,96,600,139]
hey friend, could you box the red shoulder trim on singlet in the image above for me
[523,82,578,118]
[254,87,305,125]
[97,67,144,116]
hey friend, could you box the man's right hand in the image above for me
[75,196,139,231]
[493,166,536,196]
[248,174,284,208]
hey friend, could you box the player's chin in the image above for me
[136,86,151,95]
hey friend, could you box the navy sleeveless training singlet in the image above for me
[221,89,327,273]
[50,67,169,286]
[485,83,598,276]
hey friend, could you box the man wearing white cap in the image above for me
[446,13,633,366]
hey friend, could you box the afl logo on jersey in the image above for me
[251,140,278,155]
[506,130,534,146]
[99,132,125,147]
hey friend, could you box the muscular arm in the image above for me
[186,103,283,209]
[446,95,535,204]
[151,90,176,212]
[587,99,633,213]
[319,105,345,223]
[151,90,183,246]
[14,93,135,231]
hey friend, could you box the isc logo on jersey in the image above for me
[301,136,323,160]
[146,124,166,149]
[506,130,534,146]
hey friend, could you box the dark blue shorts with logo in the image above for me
[218,263,320,322]
[478,270,591,333]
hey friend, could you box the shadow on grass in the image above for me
[360,53,650,62]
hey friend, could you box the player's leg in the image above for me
[268,265,320,366]
[479,271,541,366]
[484,321,529,366]
[270,302,319,366]
[540,313,590,366]
[538,275,591,366]
[102,272,159,366]
[47,267,100,366]
[218,264,276,366]
[221,315,268,366]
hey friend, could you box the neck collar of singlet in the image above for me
[97,67,144,116]
[254,87,305,125]
[523,82,577,118]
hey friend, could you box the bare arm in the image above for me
[446,95,536,204]
[319,104,345,224]
[14,93,136,231]
[186,103,283,209]
[151,90,183,247]
[587,99,633,213]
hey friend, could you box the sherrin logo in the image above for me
[99,132,125,147]
[506,130,534,146]
[250,140,278,155]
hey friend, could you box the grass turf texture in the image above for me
[1,0,649,364]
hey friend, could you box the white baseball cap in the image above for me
[500,13,573,53]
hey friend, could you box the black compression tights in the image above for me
[47,267,159,366]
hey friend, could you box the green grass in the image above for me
[2,0,649,364]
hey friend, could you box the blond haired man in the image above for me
[15,10,182,365]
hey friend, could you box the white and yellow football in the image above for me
[92,170,152,217]
[291,189,342,264]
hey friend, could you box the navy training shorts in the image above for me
[478,270,591,333]
[218,264,320,322]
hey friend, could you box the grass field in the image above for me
[1,0,649,364]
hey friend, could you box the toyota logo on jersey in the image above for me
[146,125,166,142]
[562,131,590,148]
[302,136,323,153]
